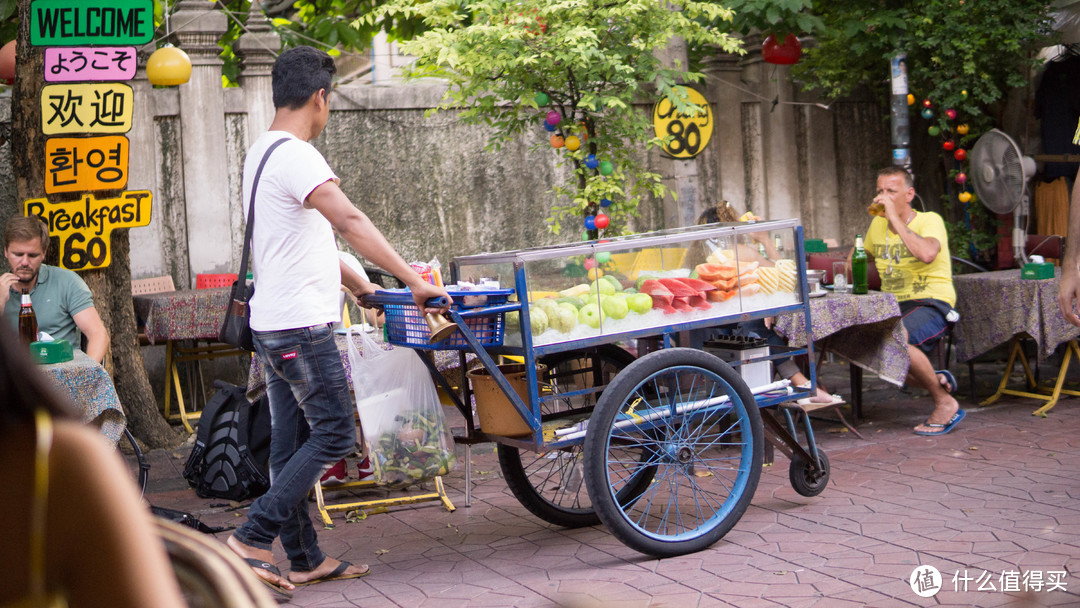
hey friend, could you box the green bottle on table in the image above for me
[852,234,868,294]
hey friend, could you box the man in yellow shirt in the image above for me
[859,166,963,435]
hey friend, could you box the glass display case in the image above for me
[451,219,806,351]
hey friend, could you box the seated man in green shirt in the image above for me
[1,215,109,363]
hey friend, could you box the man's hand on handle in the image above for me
[410,281,452,315]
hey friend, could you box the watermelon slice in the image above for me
[673,277,718,292]
[686,294,712,310]
[657,278,698,297]
[656,303,677,314]
[670,297,693,312]
[639,279,675,307]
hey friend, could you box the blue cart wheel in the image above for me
[584,347,763,557]
[498,345,652,527]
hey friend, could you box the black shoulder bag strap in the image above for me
[236,137,291,297]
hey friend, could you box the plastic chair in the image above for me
[195,274,237,289]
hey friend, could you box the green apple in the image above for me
[602,275,624,292]
[505,310,521,330]
[577,303,605,329]
[556,296,584,310]
[627,292,653,314]
[601,295,629,320]
[529,306,549,335]
[591,279,616,296]
[549,306,577,333]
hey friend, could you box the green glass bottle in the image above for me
[852,234,868,294]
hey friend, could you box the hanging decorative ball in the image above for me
[545,110,562,126]
[958,191,972,203]
[961,89,968,98]
[954,149,966,161]
[585,215,597,231]
[921,108,933,120]
[564,135,581,151]
[600,198,612,208]
[579,123,590,141]
[147,45,192,86]
[923,99,933,108]
[956,172,967,185]
[594,214,610,230]
[596,251,611,264]
[0,40,15,85]
[598,160,614,176]
[928,126,940,137]
[957,123,969,135]
[945,109,957,120]
[582,231,590,241]
[550,134,564,148]
[761,33,802,65]
[583,257,596,270]
[535,92,550,106]
[906,94,915,106]
[943,140,955,151]
[585,154,599,169]
[544,120,557,133]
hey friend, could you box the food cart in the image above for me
[365,219,829,558]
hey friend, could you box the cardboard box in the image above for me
[703,336,773,389]
[1021,262,1054,280]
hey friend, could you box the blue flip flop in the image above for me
[915,409,966,436]
[935,369,957,394]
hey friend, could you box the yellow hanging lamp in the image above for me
[147,44,191,86]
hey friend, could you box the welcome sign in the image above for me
[30,0,154,47]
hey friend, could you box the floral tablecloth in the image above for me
[40,350,126,445]
[953,268,1080,363]
[773,291,909,386]
[133,287,231,344]
[246,331,470,403]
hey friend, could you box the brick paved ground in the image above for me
[139,359,1080,607]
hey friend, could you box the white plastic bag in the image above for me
[346,327,457,486]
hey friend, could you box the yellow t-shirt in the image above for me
[863,211,956,307]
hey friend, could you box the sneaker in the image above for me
[320,459,347,486]
[356,456,374,481]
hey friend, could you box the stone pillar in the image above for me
[172,0,231,281]
[236,0,280,146]
[703,54,747,212]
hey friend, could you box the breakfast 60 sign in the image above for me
[25,191,152,271]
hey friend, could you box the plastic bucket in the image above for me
[467,363,546,437]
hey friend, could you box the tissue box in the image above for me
[804,239,828,253]
[30,339,74,364]
[1021,262,1054,280]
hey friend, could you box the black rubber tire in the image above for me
[789,450,830,497]
[498,345,645,528]
[584,348,763,557]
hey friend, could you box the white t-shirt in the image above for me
[244,131,342,331]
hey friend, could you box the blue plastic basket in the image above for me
[367,288,514,350]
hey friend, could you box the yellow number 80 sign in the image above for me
[653,86,713,159]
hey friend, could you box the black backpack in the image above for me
[183,380,271,501]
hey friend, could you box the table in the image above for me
[774,290,909,422]
[953,268,1080,414]
[40,350,126,445]
[133,287,244,432]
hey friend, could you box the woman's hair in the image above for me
[696,201,741,225]
[0,322,78,429]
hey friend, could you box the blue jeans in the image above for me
[234,323,356,572]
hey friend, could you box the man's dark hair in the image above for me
[271,46,336,110]
[876,165,914,189]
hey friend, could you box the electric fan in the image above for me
[968,128,1037,265]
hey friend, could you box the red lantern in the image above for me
[954,149,967,161]
[761,33,802,65]
[943,140,955,151]
[0,40,15,85]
